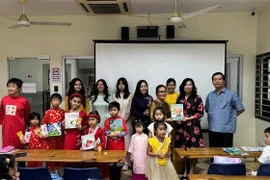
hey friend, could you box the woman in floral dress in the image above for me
[175,78,204,174]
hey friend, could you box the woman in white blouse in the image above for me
[113,77,133,170]
[90,79,112,128]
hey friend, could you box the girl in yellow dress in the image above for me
[146,121,179,180]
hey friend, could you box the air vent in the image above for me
[88,4,120,13]
[75,0,131,15]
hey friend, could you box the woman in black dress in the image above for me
[175,78,204,174]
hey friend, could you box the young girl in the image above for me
[65,78,90,113]
[84,111,108,179]
[23,112,49,167]
[42,93,65,171]
[85,111,106,151]
[0,154,19,180]
[90,79,112,128]
[148,107,173,138]
[145,121,179,180]
[128,120,148,180]
[64,94,88,150]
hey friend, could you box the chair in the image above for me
[257,163,270,176]
[18,167,52,180]
[64,167,102,180]
[207,163,246,175]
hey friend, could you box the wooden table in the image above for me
[15,149,126,163]
[188,174,270,180]
[175,148,262,159]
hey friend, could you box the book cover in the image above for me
[81,134,100,150]
[47,122,61,137]
[214,155,242,164]
[223,147,243,155]
[40,125,48,137]
[171,104,184,121]
[110,119,123,132]
[65,113,79,129]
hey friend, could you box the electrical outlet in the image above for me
[258,140,265,147]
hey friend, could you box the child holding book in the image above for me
[83,111,108,179]
[145,121,178,180]
[247,127,270,176]
[21,112,49,167]
[128,120,148,180]
[104,101,127,180]
[148,107,173,138]
[42,93,65,171]
[0,78,30,149]
[0,154,19,180]
[64,93,88,150]
[84,111,106,151]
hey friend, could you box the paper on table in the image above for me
[241,146,264,152]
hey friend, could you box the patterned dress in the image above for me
[64,110,88,150]
[42,107,65,170]
[175,95,205,148]
[27,125,49,167]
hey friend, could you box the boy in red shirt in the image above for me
[104,101,127,180]
[0,78,30,149]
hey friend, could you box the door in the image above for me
[226,55,243,99]
[8,58,50,118]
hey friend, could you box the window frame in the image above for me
[255,52,270,122]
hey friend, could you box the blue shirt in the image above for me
[205,88,244,133]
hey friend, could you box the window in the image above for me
[63,57,95,97]
[255,52,270,121]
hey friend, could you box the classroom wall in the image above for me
[0,12,257,147]
[256,5,270,145]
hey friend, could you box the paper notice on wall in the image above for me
[51,67,61,82]
[22,83,37,93]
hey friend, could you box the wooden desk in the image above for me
[175,148,262,159]
[188,174,270,180]
[15,150,126,163]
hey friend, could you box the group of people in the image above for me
[0,71,249,180]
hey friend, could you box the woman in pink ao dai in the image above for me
[128,120,148,180]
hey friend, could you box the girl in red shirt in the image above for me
[84,111,108,179]
[21,112,48,167]
[64,93,88,150]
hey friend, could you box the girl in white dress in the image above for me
[113,77,133,170]
[90,79,112,128]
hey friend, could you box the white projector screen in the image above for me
[95,41,226,130]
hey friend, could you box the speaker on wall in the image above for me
[166,25,175,39]
[121,27,129,40]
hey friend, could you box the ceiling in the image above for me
[0,0,269,16]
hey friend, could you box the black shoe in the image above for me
[180,176,187,180]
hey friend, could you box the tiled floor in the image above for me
[120,158,260,180]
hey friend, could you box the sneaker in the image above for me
[122,165,129,171]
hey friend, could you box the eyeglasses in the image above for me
[158,91,167,94]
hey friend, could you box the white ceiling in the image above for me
[0,0,269,16]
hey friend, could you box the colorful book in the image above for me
[223,147,244,155]
[171,104,184,121]
[16,131,31,143]
[65,113,79,129]
[81,134,100,150]
[47,122,61,137]
[110,119,123,132]
[214,155,242,164]
[40,125,48,137]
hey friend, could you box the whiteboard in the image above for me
[95,41,226,130]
